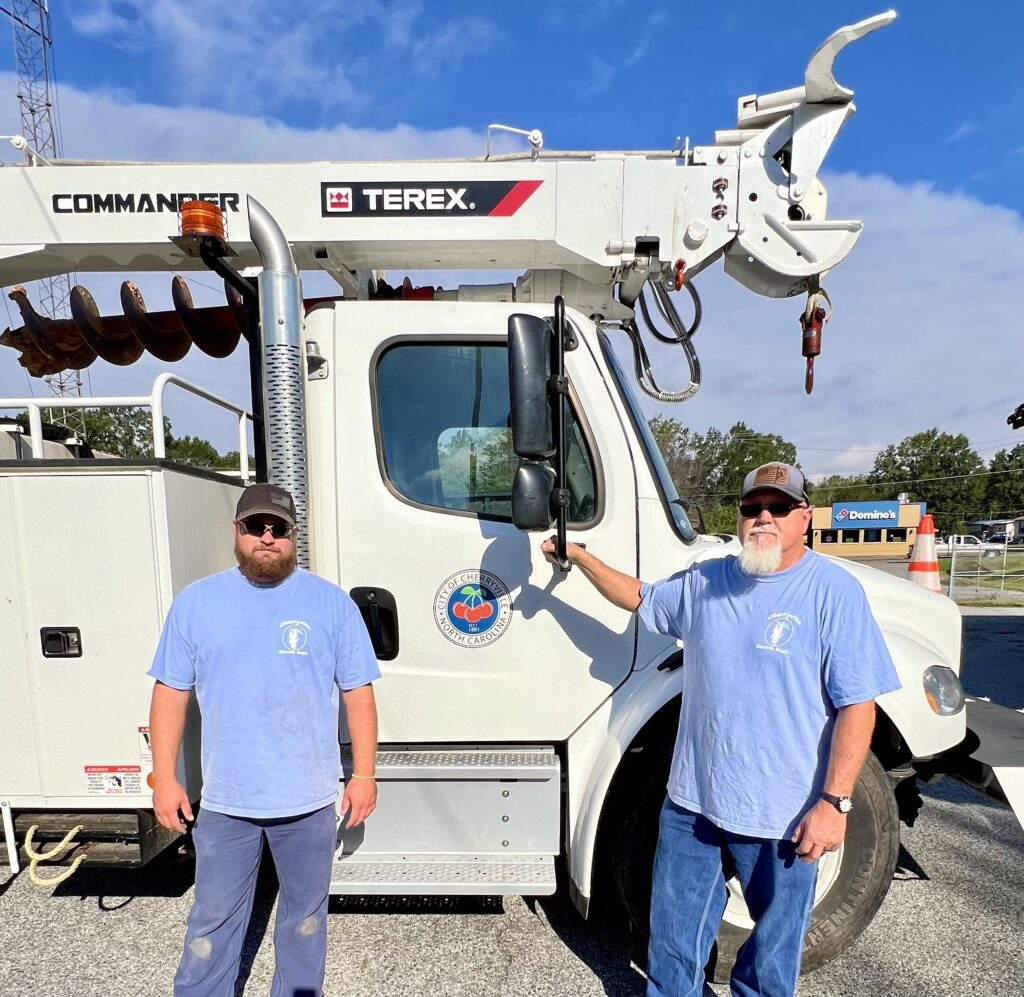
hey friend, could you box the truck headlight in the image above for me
[922,665,965,716]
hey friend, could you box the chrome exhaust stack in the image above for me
[247,195,310,569]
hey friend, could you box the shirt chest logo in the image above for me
[280,620,311,656]
[756,612,801,655]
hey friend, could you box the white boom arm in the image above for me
[0,15,892,297]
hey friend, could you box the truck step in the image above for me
[357,748,559,780]
[329,853,557,896]
[338,747,561,862]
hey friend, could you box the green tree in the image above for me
[713,422,798,502]
[870,429,984,533]
[647,418,798,533]
[80,407,166,458]
[984,444,1024,517]
[807,474,878,507]
[78,407,243,470]
[165,434,224,467]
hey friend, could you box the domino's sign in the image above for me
[832,501,901,530]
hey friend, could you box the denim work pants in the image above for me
[174,804,337,997]
[646,798,818,997]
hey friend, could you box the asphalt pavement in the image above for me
[2,613,1022,997]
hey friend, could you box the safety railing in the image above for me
[0,373,253,481]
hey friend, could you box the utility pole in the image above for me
[2,0,84,438]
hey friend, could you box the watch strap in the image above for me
[820,791,853,812]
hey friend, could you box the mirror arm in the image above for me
[552,296,571,571]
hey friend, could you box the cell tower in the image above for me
[2,0,84,437]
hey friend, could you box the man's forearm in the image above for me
[342,684,379,777]
[566,544,644,612]
[149,681,191,784]
[824,700,876,796]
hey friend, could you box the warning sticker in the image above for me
[84,765,142,795]
[138,727,152,768]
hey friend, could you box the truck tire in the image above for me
[610,750,900,981]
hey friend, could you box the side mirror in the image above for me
[507,313,554,458]
[508,298,571,569]
[511,463,556,531]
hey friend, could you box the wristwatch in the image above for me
[820,792,853,814]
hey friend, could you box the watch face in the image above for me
[838,797,853,814]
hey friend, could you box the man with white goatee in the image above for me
[541,462,900,997]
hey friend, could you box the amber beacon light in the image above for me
[179,199,226,239]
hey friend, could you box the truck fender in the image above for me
[874,629,967,760]
[565,654,686,913]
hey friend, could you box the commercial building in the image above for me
[809,500,925,559]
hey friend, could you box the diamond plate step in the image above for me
[343,748,558,781]
[330,853,556,896]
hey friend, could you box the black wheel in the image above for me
[609,749,900,982]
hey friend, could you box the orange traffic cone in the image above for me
[908,514,941,593]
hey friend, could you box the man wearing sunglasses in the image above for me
[541,461,899,997]
[147,483,381,997]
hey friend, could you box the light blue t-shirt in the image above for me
[148,566,381,819]
[639,550,900,839]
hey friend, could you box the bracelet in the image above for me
[349,773,376,781]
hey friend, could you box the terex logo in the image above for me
[320,180,543,218]
[325,187,352,213]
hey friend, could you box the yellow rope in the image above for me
[24,824,88,887]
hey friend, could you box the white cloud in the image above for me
[0,71,483,162]
[410,17,494,77]
[64,0,493,112]
[946,121,977,143]
[579,56,614,98]
[626,10,670,68]
[67,1,361,110]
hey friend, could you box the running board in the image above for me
[332,747,560,896]
[330,853,557,895]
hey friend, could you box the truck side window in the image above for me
[376,342,597,523]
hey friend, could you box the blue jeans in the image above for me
[646,799,818,997]
[174,804,337,997]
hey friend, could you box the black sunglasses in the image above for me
[236,517,294,539]
[738,501,806,519]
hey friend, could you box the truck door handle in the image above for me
[350,588,399,661]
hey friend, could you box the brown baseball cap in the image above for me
[235,483,297,526]
[739,462,809,504]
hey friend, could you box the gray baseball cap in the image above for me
[739,462,809,504]
[235,483,297,526]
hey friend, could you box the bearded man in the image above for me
[540,462,899,997]
[148,483,380,997]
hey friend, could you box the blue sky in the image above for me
[1,1,1024,479]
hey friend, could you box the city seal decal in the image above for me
[434,570,513,648]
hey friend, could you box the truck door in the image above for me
[306,301,639,743]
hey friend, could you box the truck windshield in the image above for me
[599,333,697,544]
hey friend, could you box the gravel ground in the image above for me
[3,615,1022,997]
[2,777,1021,997]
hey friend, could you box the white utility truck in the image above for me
[1,12,1019,980]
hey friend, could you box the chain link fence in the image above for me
[947,546,1024,603]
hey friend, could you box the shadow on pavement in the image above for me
[533,893,648,997]
[49,842,197,903]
